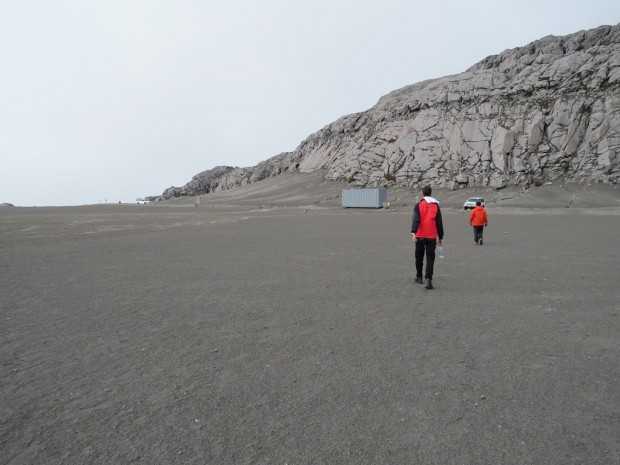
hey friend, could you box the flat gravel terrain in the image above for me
[1,202,619,465]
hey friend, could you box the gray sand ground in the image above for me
[2,174,620,465]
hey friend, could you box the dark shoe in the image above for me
[425,279,434,290]
[415,276,424,284]
[479,240,483,246]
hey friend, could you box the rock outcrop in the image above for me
[154,24,620,200]
[156,153,300,200]
[0,203,15,208]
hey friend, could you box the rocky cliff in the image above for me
[155,24,620,200]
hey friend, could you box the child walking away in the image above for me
[411,186,445,290]
[469,201,488,245]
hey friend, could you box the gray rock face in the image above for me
[157,153,301,200]
[155,24,620,200]
[0,202,15,207]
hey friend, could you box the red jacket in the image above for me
[411,197,444,240]
[470,206,488,226]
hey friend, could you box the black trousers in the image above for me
[415,238,437,279]
[473,226,484,243]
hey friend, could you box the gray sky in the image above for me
[1,1,619,205]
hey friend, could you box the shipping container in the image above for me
[341,188,387,208]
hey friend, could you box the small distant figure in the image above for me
[469,201,488,245]
[411,185,445,290]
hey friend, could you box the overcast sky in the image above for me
[1,1,619,205]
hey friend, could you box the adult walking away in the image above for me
[411,186,444,290]
[469,201,488,245]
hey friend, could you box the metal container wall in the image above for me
[341,188,387,208]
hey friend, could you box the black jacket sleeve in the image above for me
[411,203,420,234]
[435,206,444,240]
